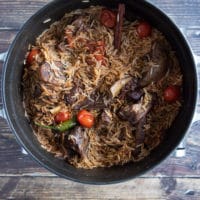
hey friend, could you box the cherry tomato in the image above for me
[137,21,152,38]
[55,111,71,123]
[27,49,39,64]
[77,110,94,128]
[100,9,116,28]
[164,86,181,103]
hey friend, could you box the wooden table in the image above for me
[0,0,200,199]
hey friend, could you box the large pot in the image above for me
[0,0,199,184]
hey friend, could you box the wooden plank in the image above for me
[0,30,17,51]
[0,0,48,29]
[0,0,200,29]
[0,177,199,199]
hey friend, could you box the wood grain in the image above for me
[0,0,199,30]
[0,0,48,29]
[0,177,199,200]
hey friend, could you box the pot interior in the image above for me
[3,0,197,184]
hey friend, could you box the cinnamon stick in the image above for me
[114,4,125,49]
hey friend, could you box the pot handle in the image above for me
[0,51,8,120]
[0,107,6,120]
[0,51,8,62]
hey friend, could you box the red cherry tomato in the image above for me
[164,86,181,103]
[137,21,152,38]
[77,110,94,128]
[100,9,116,28]
[27,49,39,64]
[55,111,71,123]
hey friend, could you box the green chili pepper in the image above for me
[35,118,77,132]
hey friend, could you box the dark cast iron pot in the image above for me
[0,0,199,184]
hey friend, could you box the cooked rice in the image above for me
[22,6,182,169]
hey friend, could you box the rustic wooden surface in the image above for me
[0,0,200,199]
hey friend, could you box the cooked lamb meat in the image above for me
[118,93,152,124]
[119,78,144,102]
[139,40,170,87]
[39,62,65,85]
[127,89,144,102]
[33,84,42,98]
[68,126,89,157]
[101,109,113,125]
[132,117,146,157]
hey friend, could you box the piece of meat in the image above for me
[74,99,105,110]
[127,89,144,102]
[68,127,89,157]
[101,109,112,125]
[135,117,146,144]
[73,97,92,110]
[53,61,64,68]
[119,78,144,102]
[39,62,51,82]
[39,62,65,85]
[132,117,146,157]
[64,88,98,109]
[68,82,106,109]
[33,84,42,98]
[95,110,112,136]
[139,40,170,87]
[64,77,86,105]
[110,77,132,98]
[64,86,78,105]
[118,93,152,124]
[54,132,72,159]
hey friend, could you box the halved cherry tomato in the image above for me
[164,86,180,103]
[137,21,152,38]
[77,110,94,128]
[27,49,39,64]
[100,9,116,28]
[55,111,71,123]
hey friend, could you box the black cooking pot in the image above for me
[0,0,198,184]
